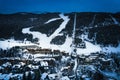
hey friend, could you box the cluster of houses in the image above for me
[21,45,69,58]
[0,46,120,80]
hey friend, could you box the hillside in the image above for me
[0,12,120,54]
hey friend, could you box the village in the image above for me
[0,45,120,80]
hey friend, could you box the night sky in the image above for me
[0,0,120,13]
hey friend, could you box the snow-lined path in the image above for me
[45,18,61,24]
[49,14,70,39]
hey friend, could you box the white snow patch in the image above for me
[49,14,70,39]
[100,70,120,80]
[102,44,120,53]
[0,73,23,80]
[73,58,77,72]
[0,39,36,50]
[60,76,70,80]
[41,73,48,80]
[48,74,58,79]
[45,18,61,24]
[77,41,102,55]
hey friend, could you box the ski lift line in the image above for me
[71,13,77,48]
[71,14,78,75]
[72,13,77,42]
[89,14,96,27]
[110,15,119,25]
[70,13,77,56]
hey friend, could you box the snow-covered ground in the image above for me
[77,41,101,55]
[99,70,120,80]
[0,73,23,80]
[60,76,70,80]
[45,18,61,24]
[102,44,120,53]
[0,39,36,50]
[49,14,70,39]
[22,13,72,53]
[0,13,120,55]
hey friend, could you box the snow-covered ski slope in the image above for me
[0,13,120,55]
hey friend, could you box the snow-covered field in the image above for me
[0,39,36,50]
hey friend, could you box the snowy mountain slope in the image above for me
[0,12,120,54]
[22,14,73,53]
